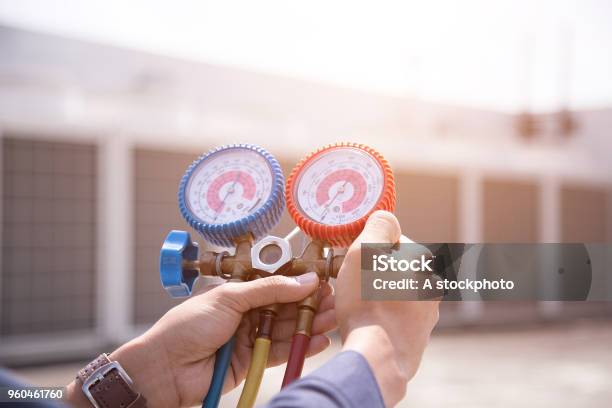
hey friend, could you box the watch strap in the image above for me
[77,354,111,385]
[77,353,147,408]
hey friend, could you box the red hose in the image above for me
[281,333,310,388]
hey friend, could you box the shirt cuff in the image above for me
[287,350,385,408]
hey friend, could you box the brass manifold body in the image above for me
[183,238,344,280]
[182,235,345,336]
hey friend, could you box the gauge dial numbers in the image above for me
[286,143,396,247]
[179,144,285,248]
[185,149,273,225]
[295,148,384,225]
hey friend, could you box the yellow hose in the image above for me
[237,337,271,408]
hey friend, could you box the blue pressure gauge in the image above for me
[160,144,284,297]
[178,144,285,248]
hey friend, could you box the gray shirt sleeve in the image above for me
[263,351,385,408]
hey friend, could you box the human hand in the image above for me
[335,211,440,406]
[66,273,336,408]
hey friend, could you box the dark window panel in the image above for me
[394,172,459,242]
[483,179,538,243]
[481,179,540,320]
[561,185,608,242]
[1,137,97,336]
[132,149,200,325]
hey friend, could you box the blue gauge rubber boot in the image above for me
[159,230,200,297]
[202,336,236,408]
[178,144,286,248]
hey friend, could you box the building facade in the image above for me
[0,26,611,364]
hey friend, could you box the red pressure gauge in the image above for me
[286,142,396,247]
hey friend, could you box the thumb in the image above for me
[343,211,402,267]
[218,272,320,313]
[354,210,401,247]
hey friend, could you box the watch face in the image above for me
[185,148,274,225]
[294,147,384,225]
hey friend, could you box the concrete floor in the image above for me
[10,320,612,407]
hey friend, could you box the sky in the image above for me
[0,0,611,112]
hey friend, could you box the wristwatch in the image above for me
[76,354,147,408]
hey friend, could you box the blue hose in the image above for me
[202,336,236,408]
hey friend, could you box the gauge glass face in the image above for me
[295,147,384,225]
[185,148,273,225]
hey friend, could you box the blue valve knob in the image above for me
[159,230,200,297]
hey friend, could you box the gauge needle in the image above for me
[320,180,348,221]
[213,173,241,222]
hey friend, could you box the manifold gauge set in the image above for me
[159,142,396,408]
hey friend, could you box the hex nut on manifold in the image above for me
[251,235,292,273]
